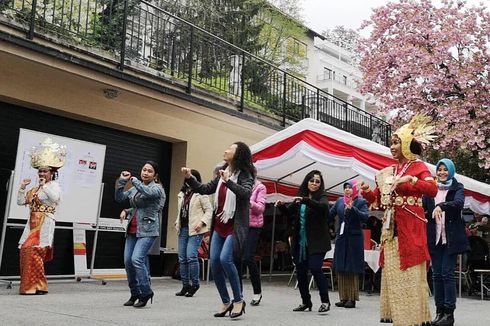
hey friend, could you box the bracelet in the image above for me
[410,176,418,185]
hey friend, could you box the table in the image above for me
[325,244,381,273]
[474,269,490,300]
[364,250,381,273]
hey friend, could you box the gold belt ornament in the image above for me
[392,196,422,207]
[31,204,56,213]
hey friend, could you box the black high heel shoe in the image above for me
[214,303,234,317]
[318,302,331,313]
[123,295,138,306]
[293,302,312,312]
[175,285,191,296]
[133,292,154,308]
[250,294,262,306]
[185,284,200,297]
[230,301,246,318]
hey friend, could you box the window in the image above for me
[323,67,332,79]
[290,38,307,57]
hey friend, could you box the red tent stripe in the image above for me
[253,130,395,170]
[465,189,490,203]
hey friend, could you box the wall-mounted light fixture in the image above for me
[103,88,120,99]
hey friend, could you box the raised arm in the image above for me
[411,170,437,198]
[187,175,220,195]
[301,193,329,216]
[131,177,162,199]
[41,182,61,204]
[17,188,27,205]
[225,172,254,200]
[115,178,130,203]
[17,179,31,205]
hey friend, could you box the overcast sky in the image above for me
[300,0,488,35]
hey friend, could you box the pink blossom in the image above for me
[359,0,490,169]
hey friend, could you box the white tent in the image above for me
[251,118,490,214]
[251,118,490,278]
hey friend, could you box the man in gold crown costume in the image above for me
[17,138,66,295]
[361,115,438,326]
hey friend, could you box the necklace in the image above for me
[395,160,413,179]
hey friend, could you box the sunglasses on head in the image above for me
[309,179,321,184]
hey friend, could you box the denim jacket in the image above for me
[115,177,164,237]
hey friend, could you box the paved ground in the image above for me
[0,277,488,326]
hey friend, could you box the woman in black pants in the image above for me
[236,179,267,305]
[276,170,331,313]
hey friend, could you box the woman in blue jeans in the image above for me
[182,141,254,319]
[174,169,212,297]
[423,159,469,326]
[115,161,164,308]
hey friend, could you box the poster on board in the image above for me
[9,129,106,224]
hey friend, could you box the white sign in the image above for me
[9,129,106,223]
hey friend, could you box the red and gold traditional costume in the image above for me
[362,115,437,326]
[17,138,65,295]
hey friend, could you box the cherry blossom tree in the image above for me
[358,0,490,169]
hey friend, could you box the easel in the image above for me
[0,171,106,288]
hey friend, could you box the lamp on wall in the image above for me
[103,88,120,99]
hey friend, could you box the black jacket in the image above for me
[280,193,331,256]
[423,178,470,256]
[188,171,254,260]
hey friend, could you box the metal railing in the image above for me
[0,0,391,145]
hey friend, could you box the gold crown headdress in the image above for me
[30,138,67,169]
[393,114,437,160]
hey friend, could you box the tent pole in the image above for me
[277,162,316,182]
[269,205,277,282]
[325,174,359,192]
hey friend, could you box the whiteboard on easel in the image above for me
[8,129,106,223]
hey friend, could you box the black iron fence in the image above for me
[0,0,391,145]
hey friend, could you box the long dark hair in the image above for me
[297,170,325,199]
[144,160,161,184]
[181,169,201,192]
[231,141,256,177]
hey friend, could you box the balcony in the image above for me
[317,72,359,91]
[0,0,391,146]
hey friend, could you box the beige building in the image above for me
[0,1,389,277]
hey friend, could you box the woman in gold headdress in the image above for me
[17,138,66,295]
[360,115,438,326]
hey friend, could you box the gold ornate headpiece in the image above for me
[30,138,67,169]
[393,114,437,160]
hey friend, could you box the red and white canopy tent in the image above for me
[251,118,490,213]
[250,118,490,277]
